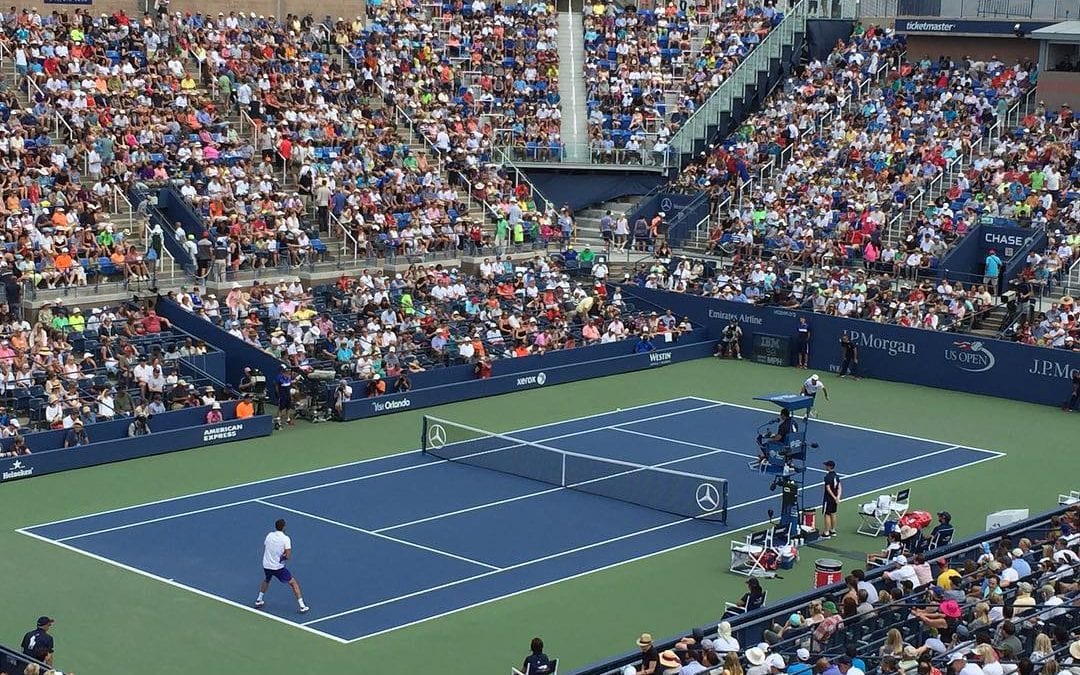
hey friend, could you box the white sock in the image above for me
[298,597,306,608]
[257,592,264,601]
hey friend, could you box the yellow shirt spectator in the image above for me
[180,76,197,90]
[936,567,961,590]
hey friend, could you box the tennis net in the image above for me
[421,416,728,523]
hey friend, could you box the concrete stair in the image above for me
[573,196,646,253]
[557,10,588,161]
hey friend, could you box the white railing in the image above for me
[115,184,175,277]
[666,0,808,163]
[330,211,365,262]
[238,107,260,147]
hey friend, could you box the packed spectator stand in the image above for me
[169,259,692,394]
[583,0,780,166]
[677,30,1041,266]
[621,253,1004,333]
[576,501,1080,675]
[333,0,561,243]
[0,293,243,457]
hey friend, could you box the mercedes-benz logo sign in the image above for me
[427,423,447,449]
[696,482,720,512]
[536,372,547,385]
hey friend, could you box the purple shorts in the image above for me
[264,567,293,583]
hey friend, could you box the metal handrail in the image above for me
[666,0,807,163]
[238,107,260,147]
[330,210,364,262]
[117,184,176,277]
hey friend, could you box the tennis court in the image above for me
[18,396,1003,643]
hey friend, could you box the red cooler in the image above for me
[814,558,842,587]
[802,509,817,530]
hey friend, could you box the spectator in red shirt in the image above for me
[141,309,171,334]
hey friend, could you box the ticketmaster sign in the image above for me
[896,19,1053,34]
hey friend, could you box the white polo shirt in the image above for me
[262,531,291,570]
[803,377,825,394]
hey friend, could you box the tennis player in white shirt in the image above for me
[255,519,309,613]
[801,374,829,416]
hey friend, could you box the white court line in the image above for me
[39,402,725,542]
[613,427,833,474]
[253,500,503,572]
[15,528,351,644]
[686,396,1007,458]
[328,447,1005,642]
[304,516,697,626]
[374,439,734,534]
[16,436,1004,643]
[24,396,708,532]
[309,443,971,627]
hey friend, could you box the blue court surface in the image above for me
[19,397,1004,643]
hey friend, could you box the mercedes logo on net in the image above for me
[696,482,720,512]
[427,424,447,449]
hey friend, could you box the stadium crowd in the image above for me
[0,8,169,287]
[171,260,691,386]
[0,290,254,455]
[673,27,1055,282]
[628,503,1080,675]
[583,0,779,163]
[337,0,561,235]
[626,253,1001,332]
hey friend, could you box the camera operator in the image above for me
[239,367,267,414]
[366,373,386,398]
[127,413,152,437]
[332,379,353,418]
[394,371,412,393]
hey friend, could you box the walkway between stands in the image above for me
[558,0,590,162]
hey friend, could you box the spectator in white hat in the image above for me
[745,647,769,675]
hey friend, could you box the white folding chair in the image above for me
[857,488,910,537]
[730,529,777,577]
[1059,490,1080,506]
[724,589,769,618]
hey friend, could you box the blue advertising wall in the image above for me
[342,338,716,420]
[938,224,1046,290]
[3,401,251,453]
[0,413,274,483]
[621,286,1080,408]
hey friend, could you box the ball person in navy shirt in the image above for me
[522,637,553,674]
[21,616,55,666]
[796,317,811,369]
[275,368,296,426]
[821,460,842,538]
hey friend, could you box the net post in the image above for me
[420,416,428,454]
[721,480,729,525]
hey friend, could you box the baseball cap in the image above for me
[37,616,53,627]
[796,648,810,662]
